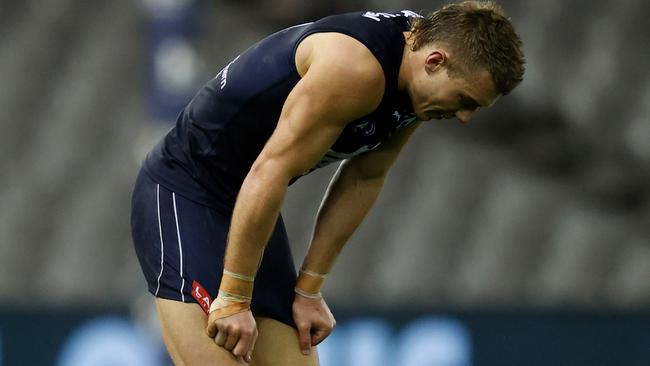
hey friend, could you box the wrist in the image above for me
[294,268,327,300]
[209,269,254,318]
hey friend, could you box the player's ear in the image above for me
[424,50,447,74]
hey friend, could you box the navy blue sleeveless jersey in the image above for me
[144,10,421,213]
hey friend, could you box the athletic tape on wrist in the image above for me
[219,290,252,302]
[295,268,327,299]
[209,270,254,318]
[219,270,254,299]
[223,269,255,282]
[300,269,327,278]
[209,292,251,318]
[294,287,323,300]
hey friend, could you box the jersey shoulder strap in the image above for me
[296,11,421,95]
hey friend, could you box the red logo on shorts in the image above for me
[192,280,212,314]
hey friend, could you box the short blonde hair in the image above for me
[410,1,525,95]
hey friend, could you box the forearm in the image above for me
[301,160,385,275]
[300,121,420,277]
[224,166,288,277]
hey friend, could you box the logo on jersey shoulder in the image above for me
[215,55,240,90]
[191,280,212,314]
[362,10,422,22]
[353,120,376,136]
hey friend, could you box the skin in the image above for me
[157,298,319,365]
[157,29,502,364]
[398,34,501,123]
[206,32,386,363]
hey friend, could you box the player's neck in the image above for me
[398,32,415,93]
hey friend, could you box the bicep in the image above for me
[253,84,346,179]
[251,35,385,181]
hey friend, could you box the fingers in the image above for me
[297,322,312,355]
[224,331,239,351]
[214,329,228,347]
[245,330,258,363]
[311,317,336,346]
[233,327,258,363]
[311,328,328,346]
[212,322,257,363]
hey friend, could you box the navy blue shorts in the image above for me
[130,170,298,328]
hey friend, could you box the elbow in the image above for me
[248,157,299,187]
[340,160,388,185]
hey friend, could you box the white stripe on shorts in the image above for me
[172,192,185,301]
[154,184,164,296]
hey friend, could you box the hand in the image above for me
[292,294,336,355]
[206,309,258,363]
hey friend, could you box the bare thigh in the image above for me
[156,298,244,365]
[251,317,319,366]
[156,298,319,366]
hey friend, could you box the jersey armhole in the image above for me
[290,28,389,81]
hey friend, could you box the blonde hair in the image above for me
[410,1,525,95]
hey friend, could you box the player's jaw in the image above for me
[410,82,472,123]
[428,109,459,121]
[411,67,500,124]
[413,99,463,123]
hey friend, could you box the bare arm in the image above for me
[300,119,422,277]
[290,119,422,355]
[223,34,386,279]
[206,33,387,361]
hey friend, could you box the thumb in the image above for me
[297,323,312,355]
[206,317,217,338]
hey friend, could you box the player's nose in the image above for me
[455,110,473,124]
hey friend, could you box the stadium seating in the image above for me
[0,0,647,311]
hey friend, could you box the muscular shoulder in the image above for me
[294,33,385,117]
[296,33,385,92]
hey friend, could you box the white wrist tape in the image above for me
[223,269,255,282]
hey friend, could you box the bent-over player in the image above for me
[131,1,525,364]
